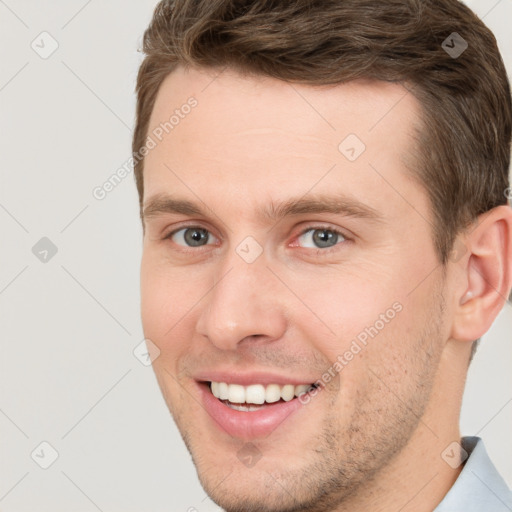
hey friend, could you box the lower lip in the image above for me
[197,382,314,439]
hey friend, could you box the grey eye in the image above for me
[298,228,345,249]
[172,227,213,247]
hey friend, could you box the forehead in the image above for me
[148,65,419,145]
[143,66,426,225]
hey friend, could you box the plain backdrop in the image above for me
[0,1,510,511]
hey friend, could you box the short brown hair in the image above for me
[133,0,511,265]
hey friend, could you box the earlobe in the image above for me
[450,205,512,342]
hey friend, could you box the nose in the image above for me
[196,249,287,350]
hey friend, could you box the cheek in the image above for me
[140,251,190,333]
[140,254,186,360]
[285,264,427,399]
[140,265,170,339]
[284,265,401,352]
[140,252,213,369]
[141,260,192,410]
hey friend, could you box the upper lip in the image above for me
[194,370,317,387]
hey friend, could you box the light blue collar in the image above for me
[435,436,512,511]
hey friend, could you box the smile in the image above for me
[196,378,321,439]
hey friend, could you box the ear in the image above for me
[450,205,512,342]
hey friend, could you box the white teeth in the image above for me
[228,384,245,403]
[209,381,315,404]
[245,384,266,404]
[218,381,229,400]
[265,384,281,403]
[294,384,310,397]
[281,384,295,402]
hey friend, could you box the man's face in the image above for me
[140,67,451,511]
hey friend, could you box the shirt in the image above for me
[435,436,512,511]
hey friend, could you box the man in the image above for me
[133,0,512,510]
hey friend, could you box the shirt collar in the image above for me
[435,436,512,511]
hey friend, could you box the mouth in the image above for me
[196,378,320,439]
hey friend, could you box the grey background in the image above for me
[0,1,510,511]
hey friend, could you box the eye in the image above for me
[296,227,346,249]
[168,227,218,247]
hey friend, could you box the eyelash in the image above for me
[163,223,350,255]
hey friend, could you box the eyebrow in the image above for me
[142,193,384,225]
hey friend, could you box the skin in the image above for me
[139,66,512,512]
